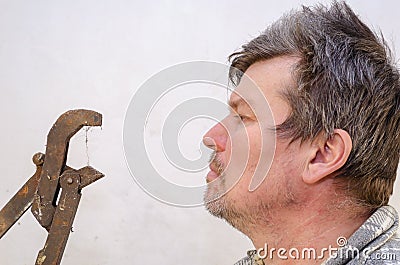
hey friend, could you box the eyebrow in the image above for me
[228,96,252,112]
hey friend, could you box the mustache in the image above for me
[209,151,225,175]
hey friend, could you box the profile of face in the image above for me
[203,56,304,228]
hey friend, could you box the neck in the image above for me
[245,199,370,264]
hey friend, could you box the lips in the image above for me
[206,170,219,183]
[206,160,223,183]
[209,162,219,174]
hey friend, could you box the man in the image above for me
[203,1,400,264]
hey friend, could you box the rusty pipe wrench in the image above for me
[31,109,102,229]
[0,109,104,265]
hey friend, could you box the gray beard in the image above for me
[204,177,269,234]
[204,177,295,236]
[204,152,293,234]
[204,172,228,217]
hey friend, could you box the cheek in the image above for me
[269,141,305,184]
[223,121,276,190]
[221,127,252,186]
[227,125,264,179]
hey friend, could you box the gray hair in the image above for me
[229,1,400,210]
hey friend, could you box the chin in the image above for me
[205,194,252,235]
[205,197,226,218]
[204,183,226,215]
[203,182,237,216]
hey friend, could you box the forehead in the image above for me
[230,56,299,105]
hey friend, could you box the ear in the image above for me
[303,129,352,184]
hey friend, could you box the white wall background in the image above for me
[0,1,399,264]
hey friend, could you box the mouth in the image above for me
[206,158,224,183]
[206,170,219,183]
[206,166,219,183]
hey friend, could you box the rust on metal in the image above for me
[0,153,44,238]
[77,166,104,188]
[0,109,104,265]
[31,110,102,228]
[35,166,103,265]
[36,170,81,265]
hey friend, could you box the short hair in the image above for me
[229,1,400,210]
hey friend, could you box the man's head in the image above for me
[203,1,400,232]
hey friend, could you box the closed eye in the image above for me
[233,114,249,122]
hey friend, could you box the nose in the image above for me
[202,122,228,152]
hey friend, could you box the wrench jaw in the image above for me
[31,110,103,229]
[31,195,56,231]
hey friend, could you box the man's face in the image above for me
[203,56,305,228]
